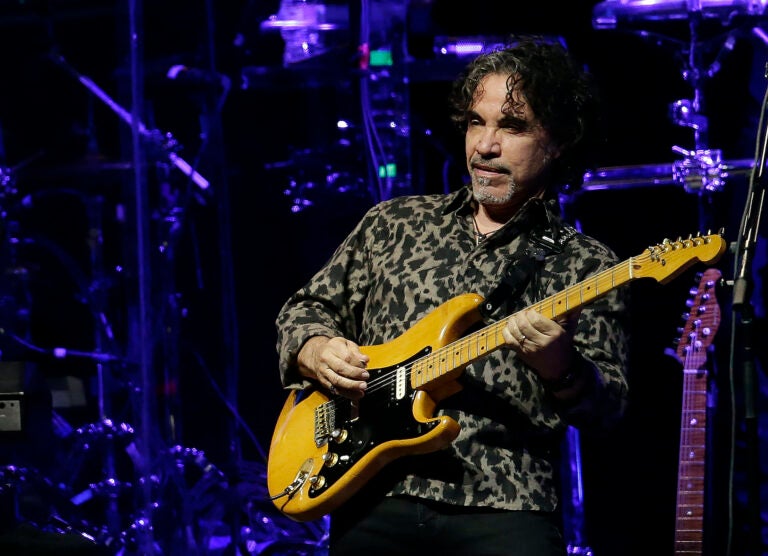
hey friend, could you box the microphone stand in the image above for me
[47,52,211,193]
[730,64,768,556]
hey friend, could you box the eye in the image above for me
[502,119,529,133]
[467,116,483,127]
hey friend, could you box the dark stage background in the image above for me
[0,1,766,555]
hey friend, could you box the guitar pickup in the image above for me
[395,366,406,399]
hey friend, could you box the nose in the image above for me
[475,127,501,156]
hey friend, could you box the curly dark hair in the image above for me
[448,36,601,193]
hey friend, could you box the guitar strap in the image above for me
[480,220,578,319]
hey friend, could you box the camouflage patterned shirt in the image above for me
[275,184,629,512]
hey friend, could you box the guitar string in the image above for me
[326,245,712,405]
[675,277,711,546]
[326,251,648,403]
[332,331,484,399]
[335,254,641,399]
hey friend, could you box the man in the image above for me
[274,36,629,555]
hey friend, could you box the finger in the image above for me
[322,366,338,391]
[331,338,368,367]
[329,359,368,382]
[504,317,526,347]
[344,341,370,367]
[511,317,524,338]
[324,365,368,399]
[330,349,370,379]
[502,325,514,344]
[520,309,545,334]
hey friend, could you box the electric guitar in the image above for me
[268,232,727,522]
[672,268,722,554]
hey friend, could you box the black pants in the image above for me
[329,496,566,556]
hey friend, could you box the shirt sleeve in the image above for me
[549,247,631,433]
[274,204,381,389]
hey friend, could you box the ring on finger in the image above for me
[325,367,338,395]
[520,334,527,343]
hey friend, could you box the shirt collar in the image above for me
[442,184,474,216]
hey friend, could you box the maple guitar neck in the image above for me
[673,268,721,555]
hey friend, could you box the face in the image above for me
[465,73,559,209]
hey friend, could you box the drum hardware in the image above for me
[573,9,757,551]
[48,52,211,193]
[590,0,759,196]
[580,158,754,192]
[0,151,47,204]
[71,418,135,446]
[52,434,246,553]
[665,29,738,193]
[671,145,727,192]
[35,52,255,555]
[0,166,14,198]
[0,184,131,548]
[222,459,329,554]
[63,418,137,544]
[69,477,133,508]
[3,195,133,535]
[592,0,768,31]
[0,183,138,548]
[266,146,371,212]
[0,465,102,543]
[0,192,265,553]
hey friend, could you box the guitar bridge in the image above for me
[314,400,334,447]
[314,399,356,447]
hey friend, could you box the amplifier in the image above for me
[0,362,27,433]
[0,394,22,432]
[0,362,54,470]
